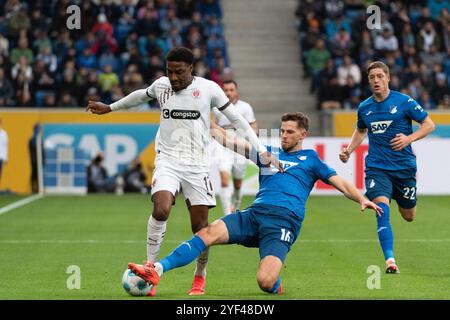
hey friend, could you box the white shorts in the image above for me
[151,165,216,207]
[218,145,248,180]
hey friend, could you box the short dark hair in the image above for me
[367,61,390,76]
[281,112,309,131]
[166,46,194,65]
[223,79,238,87]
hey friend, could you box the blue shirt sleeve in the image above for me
[403,96,428,123]
[313,153,337,184]
[357,107,367,129]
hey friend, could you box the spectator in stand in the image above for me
[36,46,57,74]
[10,37,33,66]
[431,73,450,103]
[330,27,353,58]
[306,38,330,94]
[98,64,119,97]
[337,55,361,86]
[122,157,150,194]
[341,75,362,110]
[318,75,342,110]
[374,27,399,58]
[418,90,437,110]
[42,94,56,108]
[87,152,115,193]
[417,21,441,53]
[57,91,78,108]
[438,94,450,110]
[0,68,14,106]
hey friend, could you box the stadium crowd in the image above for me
[0,0,231,109]
[296,0,450,111]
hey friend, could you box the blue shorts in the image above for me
[365,167,417,209]
[221,204,302,262]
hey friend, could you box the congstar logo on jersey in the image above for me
[162,109,201,120]
[370,120,393,134]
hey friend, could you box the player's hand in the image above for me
[86,100,112,114]
[390,133,412,151]
[259,151,284,173]
[339,148,350,163]
[360,200,383,217]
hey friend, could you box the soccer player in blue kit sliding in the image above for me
[339,61,435,274]
[128,112,382,294]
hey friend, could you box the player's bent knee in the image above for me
[197,220,228,246]
[400,208,416,222]
[256,274,278,293]
[152,207,171,221]
[402,213,415,222]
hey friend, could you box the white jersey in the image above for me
[213,100,256,129]
[147,76,229,172]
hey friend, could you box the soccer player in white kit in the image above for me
[212,80,258,215]
[87,47,281,296]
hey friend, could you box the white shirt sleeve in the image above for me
[209,80,229,110]
[242,102,256,124]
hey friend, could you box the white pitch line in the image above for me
[1,239,450,244]
[0,194,44,217]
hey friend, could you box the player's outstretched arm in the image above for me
[339,128,367,163]
[328,175,382,216]
[86,89,151,114]
[219,104,284,172]
[390,116,435,151]
[210,121,251,158]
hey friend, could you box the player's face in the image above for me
[368,68,390,96]
[223,83,238,103]
[166,61,193,92]
[280,121,307,152]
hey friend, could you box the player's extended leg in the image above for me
[187,204,210,295]
[147,191,175,263]
[373,196,398,273]
[231,159,247,211]
[257,256,283,294]
[128,220,230,287]
[232,178,243,211]
[219,171,233,215]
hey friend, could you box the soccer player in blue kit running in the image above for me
[339,61,435,274]
[128,112,382,294]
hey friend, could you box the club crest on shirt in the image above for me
[389,105,397,114]
[192,89,201,99]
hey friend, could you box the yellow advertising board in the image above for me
[0,108,160,194]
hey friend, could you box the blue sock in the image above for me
[159,235,206,273]
[376,202,394,260]
[268,277,281,294]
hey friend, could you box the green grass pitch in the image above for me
[0,194,449,300]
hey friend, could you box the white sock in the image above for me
[194,247,209,277]
[220,185,232,215]
[154,262,163,277]
[232,188,243,210]
[147,215,167,263]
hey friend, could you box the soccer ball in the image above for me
[122,268,153,296]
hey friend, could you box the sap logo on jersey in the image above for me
[370,120,393,134]
[280,160,299,170]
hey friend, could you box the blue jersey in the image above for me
[253,146,336,221]
[357,90,428,171]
